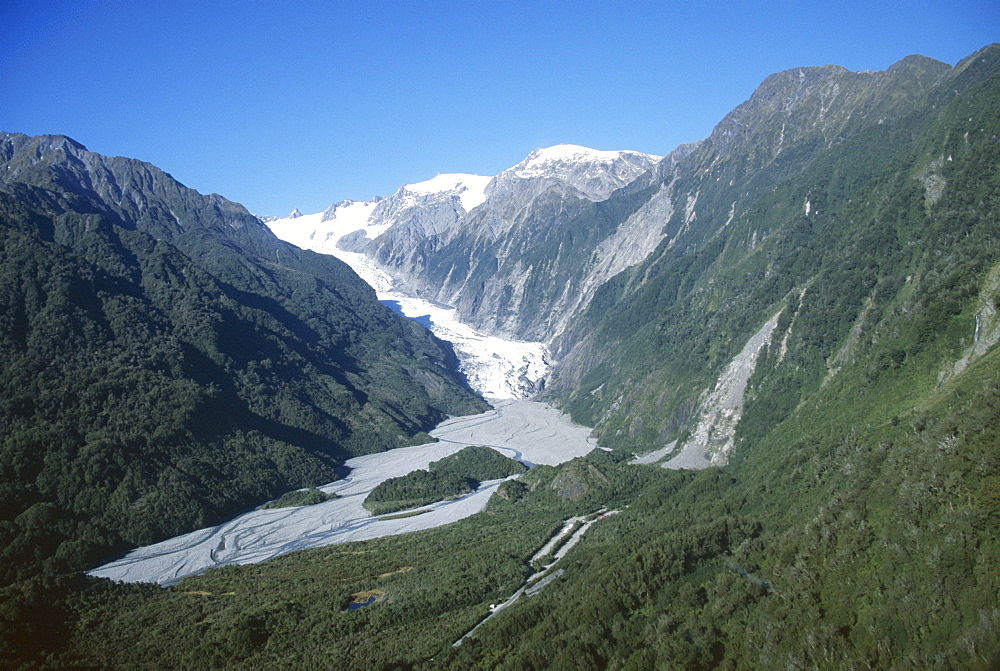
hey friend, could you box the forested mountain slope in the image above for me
[2,44,998,669]
[62,345,999,667]
[546,45,1000,459]
[0,133,484,607]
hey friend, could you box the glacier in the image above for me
[265,144,666,397]
[268,195,549,400]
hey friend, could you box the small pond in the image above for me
[346,590,384,611]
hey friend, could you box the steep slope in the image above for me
[547,46,1000,461]
[361,144,668,341]
[0,133,485,583]
[4,46,997,670]
[275,145,666,342]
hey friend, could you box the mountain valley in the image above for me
[1,44,998,668]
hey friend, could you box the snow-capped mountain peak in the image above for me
[267,198,383,257]
[488,143,662,203]
[320,198,380,225]
[512,144,661,178]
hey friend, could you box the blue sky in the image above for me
[3,1,997,216]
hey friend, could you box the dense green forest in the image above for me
[259,487,337,510]
[0,132,485,664]
[364,470,477,515]
[429,444,528,480]
[1,46,998,668]
[363,446,527,514]
[51,354,1000,667]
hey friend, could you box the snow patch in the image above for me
[267,199,385,255]
[511,144,661,180]
[403,173,491,212]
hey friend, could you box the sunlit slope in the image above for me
[548,46,1000,459]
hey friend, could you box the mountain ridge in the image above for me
[268,142,667,341]
[544,43,1000,460]
[1,44,998,668]
[0,131,485,586]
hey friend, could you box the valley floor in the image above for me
[88,399,597,585]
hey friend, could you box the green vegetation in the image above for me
[0,132,485,666]
[429,445,528,480]
[48,363,1000,668]
[57,353,999,668]
[364,446,526,515]
[364,470,477,515]
[441,355,999,669]
[259,488,337,510]
[1,47,999,668]
[378,509,431,520]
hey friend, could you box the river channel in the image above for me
[88,400,597,586]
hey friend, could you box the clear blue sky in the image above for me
[3,1,997,216]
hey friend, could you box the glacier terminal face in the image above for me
[379,294,549,399]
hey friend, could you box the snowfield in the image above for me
[87,400,597,585]
[401,172,491,211]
